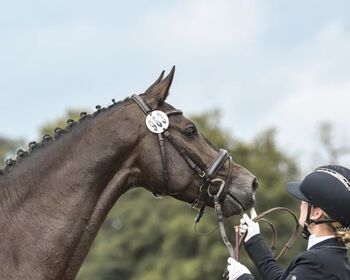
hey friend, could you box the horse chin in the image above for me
[221,195,244,218]
[221,190,255,218]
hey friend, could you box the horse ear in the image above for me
[144,70,165,93]
[145,66,175,109]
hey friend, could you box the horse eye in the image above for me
[183,126,198,138]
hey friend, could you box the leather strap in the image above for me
[236,207,300,261]
[131,94,151,114]
[163,131,207,177]
[207,149,229,179]
[157,133,169,193]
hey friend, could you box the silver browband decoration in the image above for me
[315,168,350,191]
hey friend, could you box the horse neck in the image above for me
[0,102,141,279]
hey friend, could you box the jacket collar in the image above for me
[307,235,335,250]
[308,236,345,250]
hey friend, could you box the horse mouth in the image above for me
[221,189,255,218]
[227,193,245,211]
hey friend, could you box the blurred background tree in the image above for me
[318,122,350,164]
[0,136,22,169]
[40,110,84,136]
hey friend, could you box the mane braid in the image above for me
[0,97,130,175]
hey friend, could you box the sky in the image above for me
[1,0,350,172]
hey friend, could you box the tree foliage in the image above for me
[0,136,22,169]
[40,110,84,136]
[318,122,350,164]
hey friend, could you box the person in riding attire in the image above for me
[227,165,350,280]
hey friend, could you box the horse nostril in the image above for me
[252,178,259,192]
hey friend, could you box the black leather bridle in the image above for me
[131,94,232,211]
[132,94,238,271]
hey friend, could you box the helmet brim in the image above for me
[286,181,310,202]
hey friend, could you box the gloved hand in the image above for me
[227,257,251,280]
[240,213,260,242]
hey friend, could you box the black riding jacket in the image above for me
[237,234,350,280]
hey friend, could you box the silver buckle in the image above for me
[207,178,225,197]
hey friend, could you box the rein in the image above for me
[222,207,300,279]
[235,207,300,261]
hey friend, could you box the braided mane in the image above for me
[0,97,130,175]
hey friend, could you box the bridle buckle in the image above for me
[207,178,226,198]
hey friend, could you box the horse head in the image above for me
[129,67,257,217]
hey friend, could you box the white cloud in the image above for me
[2,0,350,175]
[262,73,350,142]
[135,0,264,54]
[257,21,350,170]
[35,23,98,50]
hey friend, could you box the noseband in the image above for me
[131,94,232,210]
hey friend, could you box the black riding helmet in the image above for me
[287,165,350,227]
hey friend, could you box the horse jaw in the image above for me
[221,173,256,218]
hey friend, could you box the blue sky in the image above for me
[1,1,350,171]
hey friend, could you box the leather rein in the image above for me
[235,207,300,261]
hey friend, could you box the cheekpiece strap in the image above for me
[131,94,151,114]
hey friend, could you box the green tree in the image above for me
[40,110,85,136]
[0,136,22,169]
[318,122,350,164]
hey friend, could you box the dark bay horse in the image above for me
[0,67,257,280]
